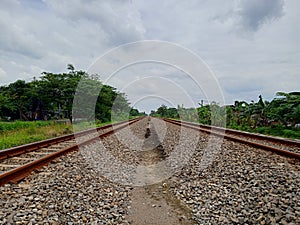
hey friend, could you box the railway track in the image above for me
[163,118,300,159]
[1,116,299,224]
[0,117,143,186]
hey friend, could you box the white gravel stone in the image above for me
[1,117,299,224]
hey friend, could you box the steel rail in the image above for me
[163,118,300,159]
[171,119,300,146]
[0,117,143,186]
[0,117,140,160]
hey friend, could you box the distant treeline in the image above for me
[150,92,300,139]
[0,64,145,123]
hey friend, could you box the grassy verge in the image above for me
[225,125,300,140]
[252,126,300,139]
[0,121,73,150]
[0,117,140,150]
[0,120,111,150]
[164,117,300,140]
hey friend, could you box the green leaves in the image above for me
[0,65,141,123]
[150,92,300,137]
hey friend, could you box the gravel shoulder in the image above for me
[165,121,300,225]
[126,118,194,224]
[1,117,299,224]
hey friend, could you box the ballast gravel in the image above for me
[0,153,132,224]
[0,117,299,224]
[162,121,300,225]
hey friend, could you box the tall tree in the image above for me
[7,80,31,120]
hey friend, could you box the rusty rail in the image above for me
[163,118,300,159]
[0,118,140,160]
[0,117,143,186]
[168,119,300,146]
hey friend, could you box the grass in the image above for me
[164,117,300,140]
[0,121,73,150]
[0,118,133,150]
[253,126,300,139]
[0,120,52,131]
[227,124,300,140]
[0,116,142,150]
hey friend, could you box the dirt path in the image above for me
[126,119,193,225]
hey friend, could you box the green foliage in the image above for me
[150,92,300,139]
[150,105,180,119]
[292,105,300,123]
[0,64,143,123]
[0,121,51,131]
[130,108,146,117]
[0,121,72,150]
[0,120,124,149]
[226,93,300,135]
[197,105,211,124]
[252,126,300,139]
[152,103,225,125]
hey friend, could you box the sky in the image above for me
[0,0,299,113]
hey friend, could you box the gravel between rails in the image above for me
[0,119,149,225]
[177,120,300,154]
[0,153,132,224]
[1,117,299,224]
[160,120,300,225]
[0,123,128,174]
[220,131,300,155]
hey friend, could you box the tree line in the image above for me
[0,64,145,123]
[150,92,300,138]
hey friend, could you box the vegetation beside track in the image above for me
[0,116,141,150]
[0,64,146,123]
[0,64,146,149]
[150,92,300,140]
[227,124,300,139]
[0,121,71,150]
[0,120,111,150]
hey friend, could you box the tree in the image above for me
[197,104,211,124]
[67,64,75,72]
[0,65,134,123]
[166,107,179,119]
[267,92,300,126]
[7,80,31,120]
[292,105,300,124]
[156,105,168,117]
[0,92,16,119]
[130,108,146,117]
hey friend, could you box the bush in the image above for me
[0,121,51,132]
[227,124,300,140]
[0,122,73,150]
[255,127,267,134]
[282,129,300,139]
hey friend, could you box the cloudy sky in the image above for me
[0,0,299,113]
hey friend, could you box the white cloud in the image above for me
[0,0,20,9]
[235,0,285,32]
[0,0,299,111]
[0,67,7,80]
[213,0,285,34]
[0,11,43,59]
[0,0,146,83]
[43,0,145,44]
